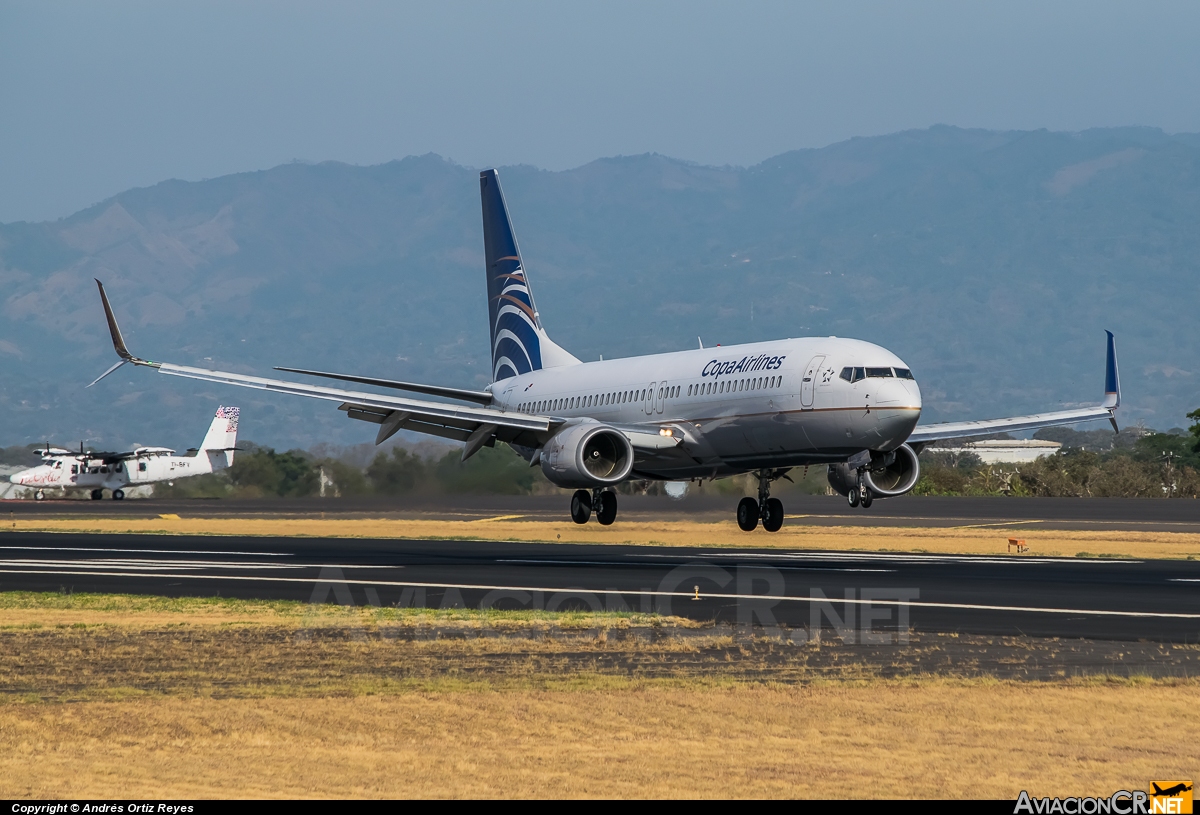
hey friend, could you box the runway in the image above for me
[5,494,1200,532]
[2,532,1198,642]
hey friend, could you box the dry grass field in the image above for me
[8,515,1200,559]
[2,684,1195,798]
[1,592,1196,798]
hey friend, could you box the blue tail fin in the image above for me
[1103,330,1120,410]
[479,169,578,381]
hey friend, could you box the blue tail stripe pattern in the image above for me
[481,169,542,382]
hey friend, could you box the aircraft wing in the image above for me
[91,280,556,459]
[907,331,1121,446]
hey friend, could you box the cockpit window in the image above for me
[839,367,853,382]
[865,367,893,378]
[894,367,914,380]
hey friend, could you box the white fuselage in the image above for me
[493,336,922,479]
[10,450,218,495]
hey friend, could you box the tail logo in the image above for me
[490,259,543,381]
[217,405,240,433]
[481,170,543,382]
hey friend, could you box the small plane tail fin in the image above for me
[200,406,240,471]
[1152,784,1164,795]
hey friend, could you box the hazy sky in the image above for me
[3,0,1199,223]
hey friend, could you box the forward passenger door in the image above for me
[800,355,825,409]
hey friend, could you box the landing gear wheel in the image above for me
[595,490,618,526]
[736,497,760,532]
[762,497,785,532]
[34,490,45,501]
[847,487,860,508]
[859,488,873,509]
[570,489,592,525]
[112,489,125,501]
[89,489,103,501]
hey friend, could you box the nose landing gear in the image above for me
[736,471,787,532]
[570,488,618,525]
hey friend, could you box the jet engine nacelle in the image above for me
[827,443,921,499]
[540,420,634,489]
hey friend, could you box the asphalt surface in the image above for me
[5,494,1200,532]
[3,532,1198,642]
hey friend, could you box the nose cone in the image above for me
[10,472,24,484]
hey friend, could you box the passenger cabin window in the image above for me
[894,368,914,380]
[139,462,147,472]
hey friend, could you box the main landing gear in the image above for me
[736,471,785,533]
[571,488,618,526]
[89,489,103,501]
[112,489,125,501]
[846,473,873,509]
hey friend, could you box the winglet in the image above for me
[1102,330,1120,431]
[1102,330,1120,410]
[96,279,133,361]
[89,279,157,386]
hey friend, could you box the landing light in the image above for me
[659,428,674,437]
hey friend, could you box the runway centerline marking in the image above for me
[0,568,1195,619]
[496,558,894,573]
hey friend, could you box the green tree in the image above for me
[365,447,427,494]
[228,448,318,497]
[432,445,540,494]
[316,458,370,496]
[1188,408,1200,453]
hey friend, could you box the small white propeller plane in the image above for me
[89,169,1121,529]
[8,406,240,501]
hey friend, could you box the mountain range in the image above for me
[1,125,1197,452]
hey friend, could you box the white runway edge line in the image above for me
[667,551,1145,566]
[0,545,291,557]
[0,559,400,571]
[0,568,1197,619]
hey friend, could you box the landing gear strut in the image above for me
[571,488,618,525]
[848,472,873,509]
[737,471,785,532]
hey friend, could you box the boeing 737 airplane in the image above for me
[9,406,240,500]
[90,169,1121,529]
